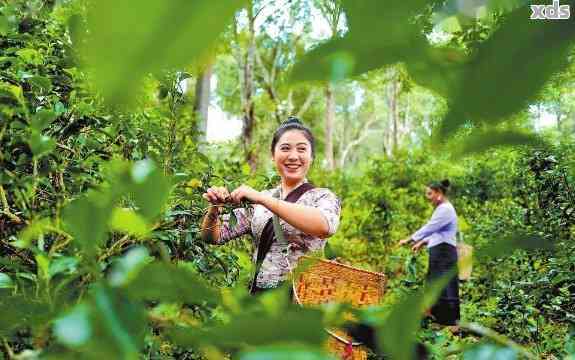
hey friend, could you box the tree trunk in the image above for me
[387,69,401,155]
[193,63,213,142]
[242,2,257,172]
[324,83,335,170]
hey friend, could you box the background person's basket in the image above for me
[293,256,386,360]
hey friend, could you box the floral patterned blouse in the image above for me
[213,183,341,288]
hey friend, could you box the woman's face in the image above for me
[272,130,312,185]
[425,187,443,205]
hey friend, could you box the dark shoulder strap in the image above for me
[284,182,315,203]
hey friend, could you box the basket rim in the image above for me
[298,255,386,280]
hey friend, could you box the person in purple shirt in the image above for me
[399,179,460,327]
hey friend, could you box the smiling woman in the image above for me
[200,117,341,294]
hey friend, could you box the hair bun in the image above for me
[284,116,302,125]
[441,179,451,188]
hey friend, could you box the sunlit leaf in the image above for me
[16,48,42,65]
[36,254,50,281]
[0,273,14,289]
[109,208,151,238]
[79,0,247,105]
[464,344,517,360]
[108,246,151,287]
[54,304,93,347]
[129,160,171,221]
[15,217,53,249]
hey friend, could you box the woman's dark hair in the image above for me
[270,116,315,157]
[428,179,451,195]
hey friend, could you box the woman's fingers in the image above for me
[216,187,230,201]
[204,187,230,204]
[230,188,243,204]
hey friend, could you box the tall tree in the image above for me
[231,1,258,171]
[316,0,343,170]
[193,62,213,141]
[386,68,402,155]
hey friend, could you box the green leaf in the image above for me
[479,232,552,258]
[0,273,14,289]
[290,0,429,83]
[0,295,54,336]
[169,308,326,348]
[16,48,43,65]
[124,262,219,305]
[49,257,80,278]
[229,211,238,228]
[239,345,335,360]
[54,304,93,347]
[15,217,53,249]
[108,246,151,287]
[405,46,467,99]
[464,344,517,360]
[29,131,56,158]
[129,160,171,221]
[460,322,535,359]
[0,82,24,106]
[53,285,146,359]
[64,194,113,257]
[375,270,456,360]
[79,0,247,105]
[438,6,575,137]
[27,75,53,93]
[109,208,151,238]
[0,15,10,35]
[450,130,544,157]
[31,109,58,132]
[92,285,143,358]
[36,254,50,281]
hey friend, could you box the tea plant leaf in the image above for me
[124,262,220,305]
[109,208,151,239]
[239,345,335,360]
[169,308,326,348]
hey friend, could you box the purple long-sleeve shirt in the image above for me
[411,202,458,248]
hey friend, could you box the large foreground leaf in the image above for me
[78,0,247,105]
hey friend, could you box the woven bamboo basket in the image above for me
[293,256,386,360]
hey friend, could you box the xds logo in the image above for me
[530,0,571,19]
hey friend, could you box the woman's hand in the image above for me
[411,240,426,252]
[230,185,264,205]
[202,186,231,205]
[398,237,411,246]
